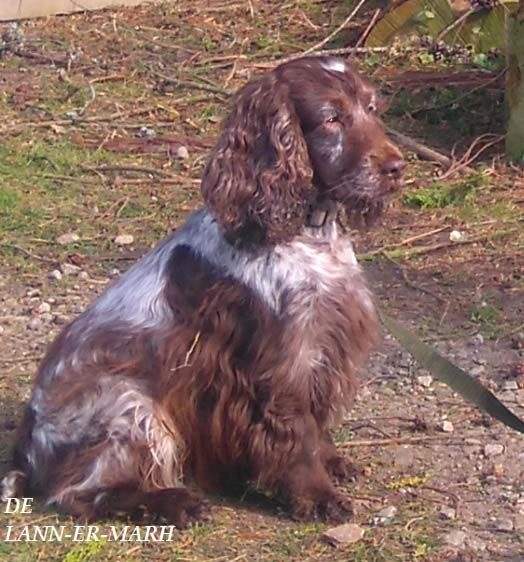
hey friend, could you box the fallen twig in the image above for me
[387,128,452,168]
[302,0,367,56]
[80,164,178,179]
[340,434,482,447]
[0,244,57,265]
[436,7,476,43]
[358,228,519,261]
[255,46,423,69]
[149,68,232,97]
[440,134,504,180]
[356,8,381,48]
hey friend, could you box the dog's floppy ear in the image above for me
[201,74,314,246]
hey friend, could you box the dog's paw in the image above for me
[150,488,208,528]
[291,490,353,523]
[324,454,358,483]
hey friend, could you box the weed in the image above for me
[471,301,500,327]
[62,539,106,562]
[404,175,484,209]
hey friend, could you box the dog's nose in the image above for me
[380,158,406,178]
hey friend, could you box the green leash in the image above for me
[381,312,524,434]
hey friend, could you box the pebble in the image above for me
[26,289,40,297]
[443,529,466,548]
[27,317,41,331]
[439,420,454,433]
[449,230,465,242]
[36,302,51,314]
[114,234,134,246]
[416,375,433,388]
[78,271,90,281]
[374,505,397,525]
[322,523,364,546]
[501,380,519,391]
[109,268,120,277]
[492,518,514,532]
[471,334,484,346]
[40,313,54,323]
[56,232,80,245]
[484,443,504,457]
[439,506,456,520]
[61,263,81,276]
[176,145,189,159]
[138,126,156,138]
[0,326,4,335]
[470,365,486,377]
[49,269,63,281]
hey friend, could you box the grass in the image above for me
[403,174,484,210]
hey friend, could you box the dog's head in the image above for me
[202,57,405,245]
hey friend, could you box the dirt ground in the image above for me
[0,1,523,561]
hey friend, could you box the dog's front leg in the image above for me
[319,433,358,483]
[249,411,353,522]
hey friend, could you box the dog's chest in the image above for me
[236,233,377,403]
[239,234,371,317]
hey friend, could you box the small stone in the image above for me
[114,234,134,246]
[471,334,484,346]
[322,523,364,546]
[501,380,519,391]
[138,126,156,138]
[78,271,89,281]
[109,268,120,277]
[484,443,504,457]
[49,269,63,281]
[26,288,40,297]
[60,263,81,276]
[40,313,54,323]
[439,420,454,433]
[416,375,433,388]
[377,505,397,520]
[56,232,80,245]
[36,302,51,314]
[176,145,189,159]
[470,365,486,377]
[27,317,41,331]
[492,518,514,532]
[0,326,4,335]
[491,463,504,478]
[443,529,466,548]
[449,230,464,242]
[439,506,456,520]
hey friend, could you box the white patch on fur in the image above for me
[0,471,25,502]
[321,59,346,73]
[30,378,184,505]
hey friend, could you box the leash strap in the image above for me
[381,312,524,434]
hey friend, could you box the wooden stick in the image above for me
[387,128,452,168]
[302,0,367,56]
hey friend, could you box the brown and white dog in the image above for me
[1,57,404,525]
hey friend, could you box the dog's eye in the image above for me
[325,115,339,124]
[367,102,377,113]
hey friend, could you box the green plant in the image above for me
[404,176,482,209]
